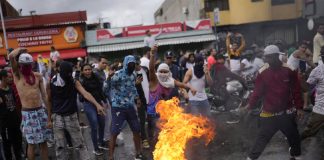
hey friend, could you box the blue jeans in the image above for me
[83,102,105,151]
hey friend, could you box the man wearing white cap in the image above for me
[241,45,304,160]
[9,48,51,160]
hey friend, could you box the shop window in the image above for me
[205,0,229,12]
[271,0,295,5]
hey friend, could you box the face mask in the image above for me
[59,62,73,83]
[127,63,135,75]
[157,72,170,82]
[19,64,35,85]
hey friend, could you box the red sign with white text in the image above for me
[184,19,211,31]
[126,22,183,37]
[96,28,123,41]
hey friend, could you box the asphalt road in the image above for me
[29,110,323,160]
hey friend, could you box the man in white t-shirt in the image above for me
[50,46,60,62]
[301,46,324,141]
[140,47,151,69]
[313,24,324,64]
[143,27,162,48]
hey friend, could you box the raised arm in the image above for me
[149,46,158,84]
[9,48,26,78]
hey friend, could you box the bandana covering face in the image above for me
[156,63,175,88]
[19,64,35,85]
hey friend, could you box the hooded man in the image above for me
[183,54,213,116]
[242,45,304,160]
[47,61,105,160]
[9,48,51,160]
[108,55,145,160]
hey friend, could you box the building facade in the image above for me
[155,0,306,49]
[155,0,204,23]
[0,11,87,65]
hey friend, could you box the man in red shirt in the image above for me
[207,48,217,70]
[242,45,304,160]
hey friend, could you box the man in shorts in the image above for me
[108,55,144,160]
[9,48,51,160]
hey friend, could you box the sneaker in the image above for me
[226,118,240,124]
[98,142,109,150]
[47,142,54,148]
[80,123,89,129]
[67,144,73,149]
[93,150,103,156]
[142,140,150,149]
[218,106,226,112]
[135,153,146,160]
[290,157,302,160]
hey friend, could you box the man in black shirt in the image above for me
[0,70,22,160]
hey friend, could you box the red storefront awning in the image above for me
[31,48,87,60]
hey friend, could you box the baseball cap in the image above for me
[18,53,33,64]
[134,55,141,64]
[264,45,284,56]
[164,51,173,57]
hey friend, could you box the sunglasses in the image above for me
[166,57,172,59]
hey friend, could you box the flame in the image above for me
[153,97,215,160]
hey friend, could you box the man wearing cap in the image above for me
[9,48,51,160]
[241,45,304,160]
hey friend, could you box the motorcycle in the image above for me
[208,79,248,113]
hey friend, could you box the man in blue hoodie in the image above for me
[108,55,144,160]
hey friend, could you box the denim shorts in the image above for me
[111,107,140,135]
[21,107,51,144]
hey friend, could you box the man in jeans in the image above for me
[93,56,112,146]
[241,45,304,160]
[108,55,144,160]
[47,61,105,160]
[135,56,150,149]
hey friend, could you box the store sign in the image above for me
[184,19,211,31]
[96,28,123,41]
[126,22,183,37]
[7,28,60,47]
[64,26,78,43]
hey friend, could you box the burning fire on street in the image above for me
[153,97,216,160]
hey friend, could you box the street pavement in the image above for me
[30,110,323,160]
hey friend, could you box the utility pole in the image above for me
[0,2,8,51]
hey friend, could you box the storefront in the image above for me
[0,11,87,66]
[86,19,216,60]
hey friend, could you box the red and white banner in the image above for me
[184,19,211,31]
[126,22,183,37]
[96,28,123,41]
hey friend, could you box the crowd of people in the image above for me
[0,24,323,160]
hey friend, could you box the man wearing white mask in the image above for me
[147,46,196,143]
